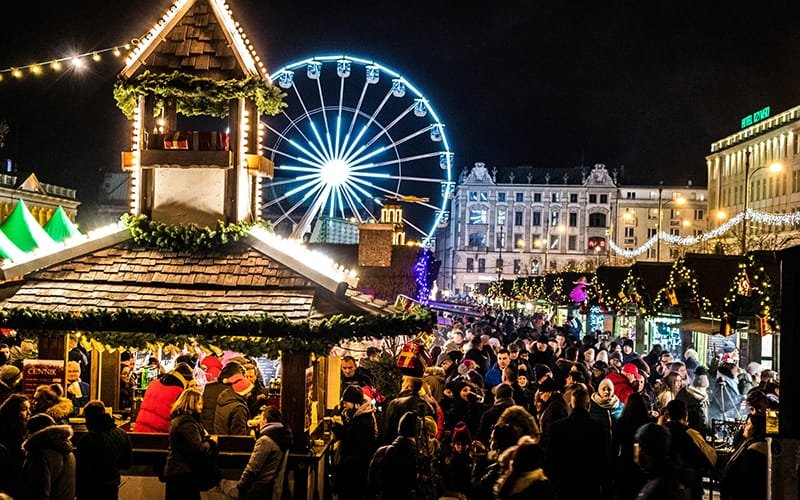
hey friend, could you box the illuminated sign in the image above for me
[741,106,770,129]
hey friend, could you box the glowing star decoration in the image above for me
[569,276,589,304]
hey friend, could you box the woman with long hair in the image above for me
[163,387,219,500]
[656,372,682,413]
[612,392,653,500]
[0,394,31,496]
[721,414,768,500]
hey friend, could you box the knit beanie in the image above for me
[398,411,419,437]
[227,373,254,396]
[693,374,710,389]
[200,355,223,381]
[533,364,552,381]
[599,378,614,394]
[341,385,364,404]
[452,421,472,445]
[0,365,21,386]
[27,413,55,434]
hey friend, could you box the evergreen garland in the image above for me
[121,214,270,252]
[113,70,286,119]
[5,308,435,357]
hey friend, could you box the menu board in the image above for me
[22,359,64,397]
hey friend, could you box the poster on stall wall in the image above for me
[22,359,64,397]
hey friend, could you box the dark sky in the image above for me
[1,0,799,226]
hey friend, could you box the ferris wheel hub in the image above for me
[320,159,350,187]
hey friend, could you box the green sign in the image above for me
[741,106,770,129]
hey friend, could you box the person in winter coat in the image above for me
[0,364,22,405]
[496,404,540,442]
[32,384,74,425]
[442,421,473,495]
[605,362,638,404]
[476,383,515,444]
[721,413,768,500]
[634,423,690,500]
[0,394,31,497]
[134,363,194,433]
[368,411,420,500]
[214,373,254,436]
[612,392,653,500]
[709,363,745,423]
[494,442,556,500]
[663,400,717,500]
[545,387,611,499]
[331,385,379,500]
[675,368,711,435]
[382,376,434,443]
[589,378,624,438]
[76,400,133,500]
[21,413,76,500]
[422,366,446,403]
[201,360,245,431]
[164,387,219,500]
[236,406,293,500]
[535,377,568,449]
[443,379,484,434]
[65,361,91,415]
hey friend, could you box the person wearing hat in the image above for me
[529,334,555,368]
[382,377,435,444]
[608,351,624,372]
[201,360,245,431]
[622,338,639,364]
[603,362,637,405]
[536,377,568,448]
[591,360,609,389]
[21,412,76,500]
[0,364,22,404]
[236,406,293,500]
[368,411,419,500]
[214,373,254,436]
[134,362,195,434]
[199,355,223,383]
[331,385,378,500]
[442,421,473,496]
[76,400,133,500]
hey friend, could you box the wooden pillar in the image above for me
[164,97,178,131]
[38,333,66,361]
[225,98,242,222]
[99,350,121,409]
[779,246,799,437]
[280,351,309,451]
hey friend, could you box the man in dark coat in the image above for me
[332,385,379,500]
[368,411,419,500]
[381,377,433,443]
[214,373,254,436]
[545,387,610,499]
[663,400,716,500]
[201,361,244,431]
[463,335,489,376]
[76,401,133,500]
[536,377,569,450]
[475,383,515,444]
[22,413,77,500]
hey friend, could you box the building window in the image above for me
[532,234,542,247]
[497,210,506,226]
[469,209,488,224]
[495,258,503,271]
[694,209,704,220]
[514,211,524,226]
[569,212,578,227]
[647,228,657,238]
[589,212,607,228]
[530,259,540,275]
[670,228,680,236]
[533,193,542,203]
[626,191,636,199]
[570,193,578,203]
[497,192,506,202]
[647,248,656,259]
[468,232,486,247]
[587,236,606,250]
[648,208,658,220]
[466,258,474,273]
[496,232,506,249]
[478,258,486,273]
[532,211,542,226]
[514,233,524,249]
[552,192,561,203]
[589,194,597,203]
[549,235,559,250]
[479,192,489,202]
[624,227,635,237]
[568,235,577,250]
[550,210,560,226]
[515,193,524,202]
[513,259,521,274]
[469,192,478,201]
[600,194,608,204]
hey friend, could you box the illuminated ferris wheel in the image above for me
[262,55,454,245]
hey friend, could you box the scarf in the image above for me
[591,391,620,410]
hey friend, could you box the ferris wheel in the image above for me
[262,55,454,246]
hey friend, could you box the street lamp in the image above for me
[516,238,526,275]
[497,223,504,279]
[656,182,686,262]
[741,150,783,254]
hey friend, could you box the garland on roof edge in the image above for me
[121,214,271,252]
[113,70,286,119]
[4,308,434,357]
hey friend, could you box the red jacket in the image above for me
[605,372,635,405]
[134,380,183,433]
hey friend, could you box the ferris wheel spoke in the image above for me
[345,124,435,169]
[263,173,320,189]
[347,176,423,203]
[276,182,326,227]
[402,217,427,237]
[292,82,331,162]
[335,75,345,159]
[316,78,335,159]
[342,102,416,164]
[263,146,324,170]
[352,172,446,184]
[339,185,363,222]
[341,89,393,161]
[340,80,370,158]
[277,110,332,166]
[265,123,327,166]
[342,182,378,222]
[289,184,333,237]
[351,151,442,171]
[263,177,322,209]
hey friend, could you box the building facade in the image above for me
[706,104,800,252]
[0,172,79,225]
[434,162,708,297]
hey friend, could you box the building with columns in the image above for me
[434,162,707,297]
[706,104,800,253]
[0,172,79,225]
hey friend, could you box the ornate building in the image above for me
[0,172,79,225]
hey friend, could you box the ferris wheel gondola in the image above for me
[262,55,454,245]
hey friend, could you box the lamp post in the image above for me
[741,150,783,254]
[656,182,686,262]
[497,223,504,280]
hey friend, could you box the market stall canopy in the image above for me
[0,200,56,253]
[595,265,630,299]
[681,253,745,307]
[44,206,82,243]
[0,230,23,261]
[631,261,673,307]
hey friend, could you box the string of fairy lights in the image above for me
[0,43,134,81]
[609,208,800,258]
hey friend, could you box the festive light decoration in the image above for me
[413,248,434,305]
[609,208,800,258]
[0,44,131,80]
[122,214,262,252]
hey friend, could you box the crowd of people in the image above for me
[332,312,780,500]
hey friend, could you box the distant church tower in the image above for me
[380,204,405,245]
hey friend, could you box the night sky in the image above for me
[1,0,799,228]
